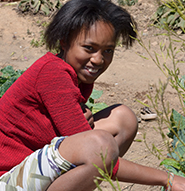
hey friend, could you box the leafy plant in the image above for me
[0,66,24,98]
[152,0,185,32]
[133,1,185,184]
[157,78,185,176]
[118,0,138,6]
[18,0,62,15]
[86,89,108,114]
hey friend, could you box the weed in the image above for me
[93,152,121,191]
[135,0,185,179]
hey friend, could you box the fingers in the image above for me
[81,103,94,128]
[84,108,94,128]
[172,175,185,191]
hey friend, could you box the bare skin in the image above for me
[94,104,138,156]
[82,103,137,157]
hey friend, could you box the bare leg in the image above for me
[48,104,137,190]
[47,129,119,191]
[93,104,138,156]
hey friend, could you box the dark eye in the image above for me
[84,46,93,51]
[105,49,114,54]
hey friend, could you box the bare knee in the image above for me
[84,130,119,167]
[116,105,138,135]
[94,104,138,139]
[59,130,119,169]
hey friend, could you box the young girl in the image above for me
[0,0,185,190]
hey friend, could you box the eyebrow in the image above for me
[84,41,116,48]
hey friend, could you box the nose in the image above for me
[90,51,104,65]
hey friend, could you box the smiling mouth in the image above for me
[85,67,99,74]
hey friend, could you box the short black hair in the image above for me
[44,0,137,51]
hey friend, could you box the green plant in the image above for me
[152,0,185,32]
[0,66,24,98]
[93,152,121,191]
[118,0,138,6]
[134,0,185,180]
[158,86,185,176]
[18,0,62,15]
[86,89,108,114]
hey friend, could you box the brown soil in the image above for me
[0,1,184,190]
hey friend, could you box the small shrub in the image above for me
[18,0,62,15]
[0,66,24,98]
[152,0,185,32]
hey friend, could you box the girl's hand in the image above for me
[172,175,185,191]
[80,103,94,128]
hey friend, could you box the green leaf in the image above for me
[30,0,39,8]
[33,1,41,13]
[170,109,185,132]
[92,103,108,114]
[160,158,180,169]
[90,89,103,100]
[18,0,30,11]
[157,5,166,17]
[86,89,107,114]
[40,3,51,15]
[93,164,106,177]
[172,130,185,158]
[162,10,173,19]
[178,17,185,30]
[0,76,19,97]
[1,66,16,77]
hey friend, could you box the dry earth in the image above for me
[0,0,185,190]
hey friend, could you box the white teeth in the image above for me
[86,67,99,73]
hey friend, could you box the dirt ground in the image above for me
[0,0,185,190]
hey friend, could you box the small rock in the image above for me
[143,99,148,104]
[11,57,18,60]
[151,41,158,46]
[109,93,114,97]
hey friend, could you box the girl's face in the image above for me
[61,21,116,84]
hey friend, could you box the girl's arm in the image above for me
[117,157,185,191]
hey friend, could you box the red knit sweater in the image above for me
[0,52,93,176]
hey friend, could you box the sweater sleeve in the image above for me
[35,61,92,136]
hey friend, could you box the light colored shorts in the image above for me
[0,137,76,191]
